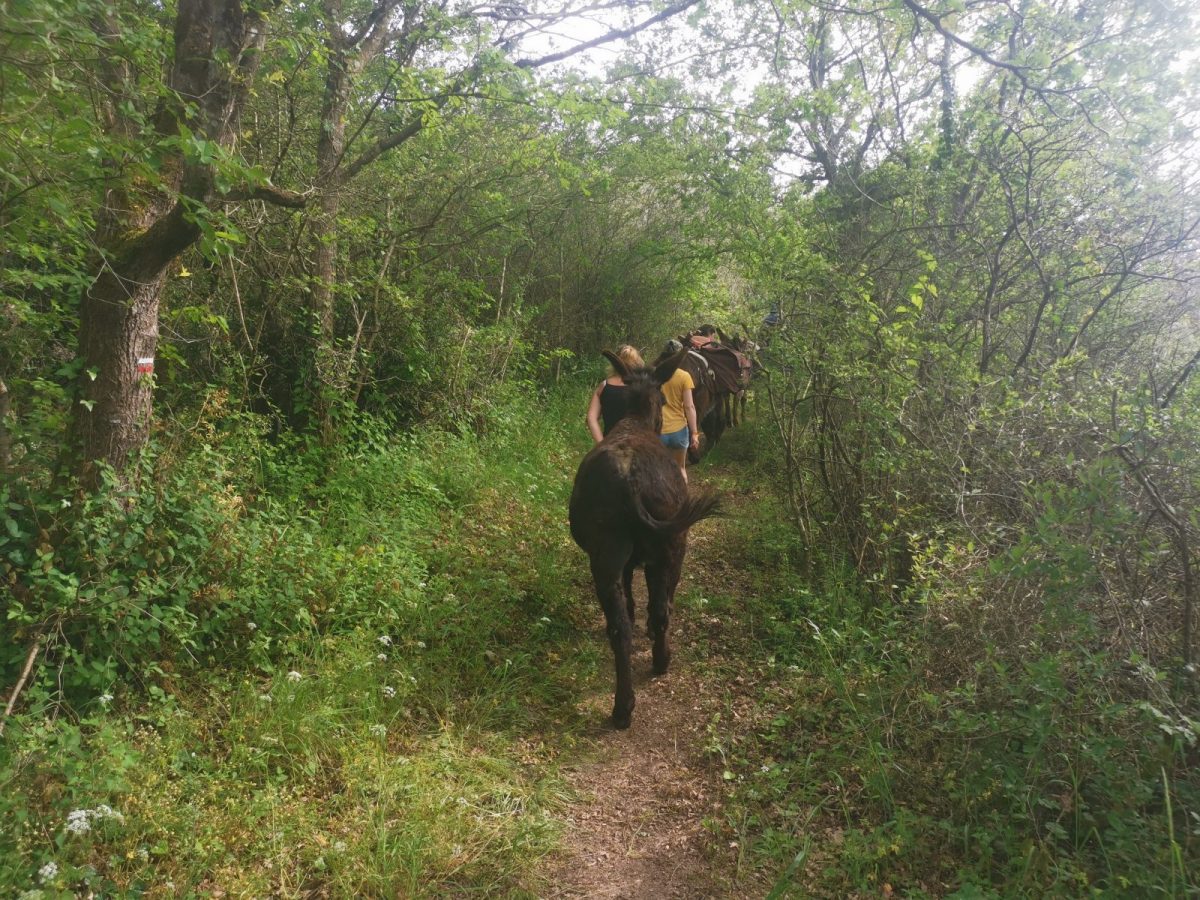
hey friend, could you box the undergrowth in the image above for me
[0,381,600,896]
[8,380,1197,897]
[696,419,1199,898]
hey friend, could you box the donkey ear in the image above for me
[652,348,688,386]
[601,350,629,380]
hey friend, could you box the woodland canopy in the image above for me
[2,0,1199,893]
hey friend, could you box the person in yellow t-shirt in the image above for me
[657,340,701,482]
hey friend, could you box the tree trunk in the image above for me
[70,0,270,485]
[309,185,344,443]
[0,378,10,475]
[308,30,352,442]
[936,33,955,166]
[74,242,182,485]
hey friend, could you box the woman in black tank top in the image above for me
[586,344,645,443]
[599,382,629,434]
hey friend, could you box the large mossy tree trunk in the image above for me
[72,0,272,486]
[75,212,189,482]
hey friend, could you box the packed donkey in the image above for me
[569,348,720,729]
[681,326,759,453]
[714,327,759,427]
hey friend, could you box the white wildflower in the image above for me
[98,693,114,707]
[247,622,258,631]
[377,653,388,662]
[382,686,396,698]
[65,804,124,836]
[259,693,273,703]
[137,846,149,861]
[377,635,392,646]
[286,670,302,683]
[38,861,59,882]
[18,890,46,900]
[66,810,91,834]
[333,840,348,853]
[415,640,426,650]
[369,724,387,738]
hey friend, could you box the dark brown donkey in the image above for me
[569,349,720,729]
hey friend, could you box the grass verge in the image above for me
[1,382,603,897]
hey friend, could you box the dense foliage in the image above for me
[2,386,600,892]
[2,0,1199,893]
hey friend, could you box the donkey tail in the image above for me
[632,488,721,535]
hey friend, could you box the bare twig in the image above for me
[0,378,10,474]
[0,635,43,736]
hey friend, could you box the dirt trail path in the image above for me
[542,483,768,900]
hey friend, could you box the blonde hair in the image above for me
[614,344,644,370]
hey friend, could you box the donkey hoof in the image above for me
[611,705,633,730]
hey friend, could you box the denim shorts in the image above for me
[660,426,689,449]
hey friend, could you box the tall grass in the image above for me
[0,381,601,896]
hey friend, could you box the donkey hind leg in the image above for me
[591,549,636,729]
[623,559,637,625]
[645,537,686,677]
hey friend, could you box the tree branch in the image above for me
[900,0,1031,86]
[1160,348,1200,409]
[222,184,311,208]
[342,101,447,182]
[514,0,701,68]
